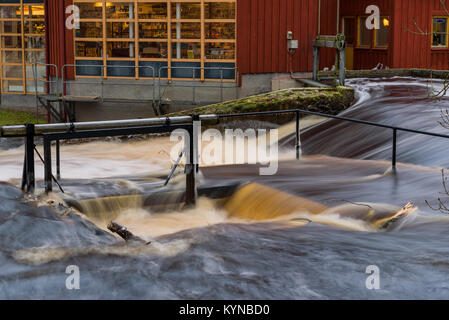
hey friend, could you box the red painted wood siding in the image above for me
[318,0,338,70]
[237,0,319,74]
[45,0,74,78]
[392,0,431,69]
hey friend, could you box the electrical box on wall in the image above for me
[287,31,293,40]
[288,40,298,49]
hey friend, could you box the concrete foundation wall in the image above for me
[0,73,307,121]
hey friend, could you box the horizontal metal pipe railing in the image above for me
[216,109,449,140]
[2,108,449,141]
[0,115,219,137]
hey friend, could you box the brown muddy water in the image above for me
[1,77,449,299]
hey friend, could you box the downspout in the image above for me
[44,0,51,122]
[336,0,340,33]
[61,1,67,96]
[318,0,321,36]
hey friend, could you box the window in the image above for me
[73,1,236,80]
[374,17,389,48]
[433,17,448,47]
[0,1,46,94]
[358,17,371,47]
[342,17,355,46]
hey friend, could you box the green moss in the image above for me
[167,87,354,120]
[0,109,46,126]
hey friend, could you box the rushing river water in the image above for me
[2,77,449,299]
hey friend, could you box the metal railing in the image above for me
[31,63,59,96]
[3,108,449,204]
[61,64,156,106]
[157,66,239,105]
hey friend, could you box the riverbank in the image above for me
[0,108,45,126]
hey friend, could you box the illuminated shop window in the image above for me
[204,2,235,19]
[139,22,167,39]
[138,3,167,19]
[205,42,235,60]
[77,22,103,38]
[139,42,167,59]
[374,17,389,48]
[0,1,46,94]
[171,3,201,19]
[77,3,102,19]
[74,1,236,80]
[76,42,104,58]
[433,17,448,47]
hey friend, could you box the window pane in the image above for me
[106,3,134,19]
[107,22,134,38]
[138,3,167,19]
[1,36,22,49]
[358,17,371,46]
[375,18,389,47]
[172,42,201,59]
[24,5,44,19]
[171,3,200,19]
[205,42,235,60]
[25,36,45,49]
[139,42,168,58]
[342,18,355,45]
[26,65,46,80]
[0,6,21,19]
[76,22,103,38]
[1,21,21,34]
[77,2,103,19]
[3,80,24,93]
[204,2,235,19]
[25,50,46,64]
[24,21,45,34]
[3,65,22,78]
[2,50,22,63]
[139,22,167,39]
[433,18,447,47]
[107,41,134,58]
[205,23,235,39]
[26,80,45,94]
[75,41,103,57]
[171,23,201,39]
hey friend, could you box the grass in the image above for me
[0,109,46,126]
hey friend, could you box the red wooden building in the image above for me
[1,0,449,100]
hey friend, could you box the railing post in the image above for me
[220,69,224,102]
[43,137,53,193]
[185,121,197,206]
[235,68,239,100]
[192,67,196,105]
[296,111,301,160]
[392,128,397,171]
[21,123,35,192]
[56,140,61,180]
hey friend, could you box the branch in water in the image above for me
[107,221,151,245]
[426,170,449,214]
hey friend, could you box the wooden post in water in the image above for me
[392,128,397,171]
[296,111,301,160]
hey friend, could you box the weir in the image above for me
[3,108,449,207]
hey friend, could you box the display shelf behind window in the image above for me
[74,1,236,80]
